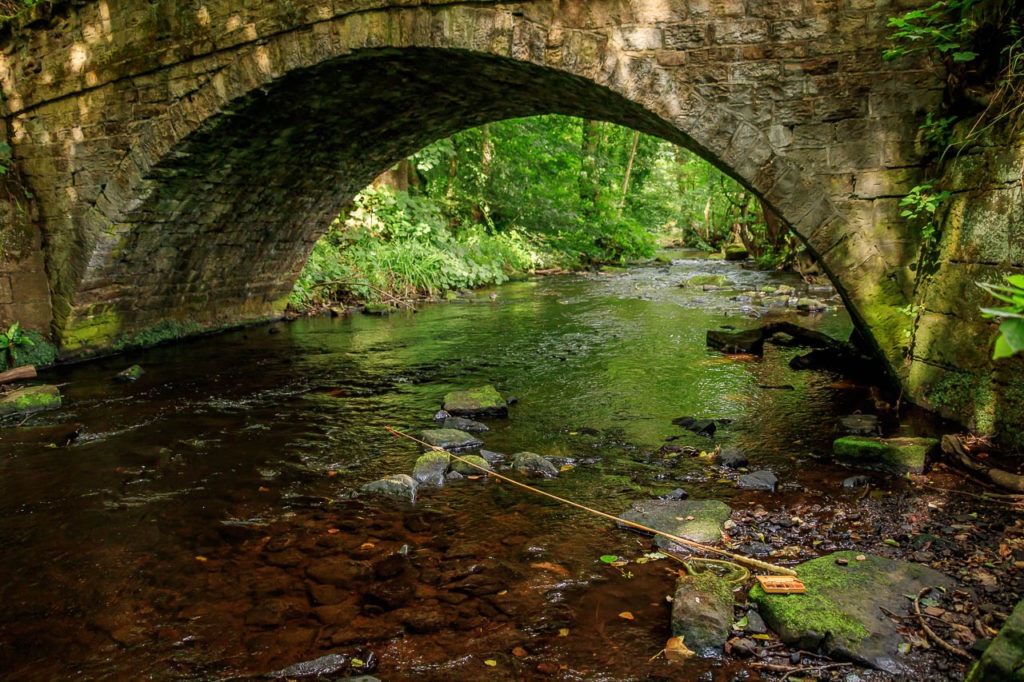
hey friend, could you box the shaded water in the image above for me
[0,259,898,680]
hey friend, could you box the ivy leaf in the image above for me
[995,319,1024,359]
[952,50,978,62]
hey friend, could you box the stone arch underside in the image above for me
[0,0,943,385]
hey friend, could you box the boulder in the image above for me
[832,436,938,474]
[419,428,484,453]
[510,452,559,478]
[750,551,954,672]
[738,469,778,492]
[267,653,350,678]
[442,416,489,433]
[0,384,61,418]
[412,451,451,486]
[618,499,732,551]
[449,454,492,476]
[671,572,735,654]
[442,385,508,418]
[360,474,417,501]
[715,447,748,468]
[724,245,748,261]
[967,597,1024,681]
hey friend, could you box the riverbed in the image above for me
[0,257,968,680]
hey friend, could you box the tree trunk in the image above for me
[0,365,36,385]
[617,130,641,219]
[472,124,493,225]
[579,119,601,220]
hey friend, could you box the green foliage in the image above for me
[978,274,1024,359]
[0,142,11,177]
[883,0,981,64]
[899,181,950,242]
[0,321,34,368]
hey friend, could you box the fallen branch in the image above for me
[385,426,797,577]
[0,365,36,385]
[915,587,973,660]
[941,435,1024,494]
[311,280,416,309]
[751,661,851,680]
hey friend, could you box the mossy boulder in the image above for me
[671,571,735,654]
[419,428,484,453]
[618,499,732,550]
[0,384,61,418]
[724,245,748,261]
[442,385,508,418]
[832,436,938,474]
[360,474,418,501]
[115,364,144,382]
[684,274,731,288]
[411,451,451,486]
[511,452,560,478]
[750,551,954,672]
[967,597,1024,681]
[450,454,492,476]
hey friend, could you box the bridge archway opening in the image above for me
[79,47,843,352]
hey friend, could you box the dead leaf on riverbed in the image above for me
[530,562,570,577]
[664,636,694,661]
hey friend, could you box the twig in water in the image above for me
[384,427,798,577]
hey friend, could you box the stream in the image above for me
[0,256,943,680]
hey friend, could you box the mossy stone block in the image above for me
[419,428,484,452]
[832,436,937,474]
[0,384,61,418]
[412,451,451,486]
[450,454,492,475]
[442,385,507,418]
[750,550,953,671]
[967,597,1024,681]
[619,499,732,549]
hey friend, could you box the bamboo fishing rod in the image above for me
[385,427,797,577]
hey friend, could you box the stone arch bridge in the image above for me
[1,0,1019,428]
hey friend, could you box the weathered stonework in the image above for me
[0,0,1015,443]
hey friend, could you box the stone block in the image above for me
[617,26,662,51]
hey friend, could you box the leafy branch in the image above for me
[883,0,981,65]
[899,181,950,243]
[978,275,1024,359]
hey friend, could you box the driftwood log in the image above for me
[0,365,36,385]
[941,434,1024,493]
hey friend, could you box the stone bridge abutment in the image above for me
[1,0,1020,440]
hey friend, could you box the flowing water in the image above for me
[0,257,909,680]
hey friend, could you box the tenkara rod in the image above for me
[385,427,798,577]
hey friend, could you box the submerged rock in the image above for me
[510,452,559,478]
[442,416,489,433]
[0,384,61,418]
[706,328,765,355]
[750,550,954,672]
[360,474,417,501]
[419,428,484,453]
[839,414,881,436]
[618,499,732,550]
[442,385,508,418]
[832,436,938,474]
[671,416,718,437]
[671,571,735,654]
[684,274,732,288]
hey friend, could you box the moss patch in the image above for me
[832,436,937,473]
[443,385,507,418]
[750,551,953,671]
[684,274,731,287]
[0,384,61,418]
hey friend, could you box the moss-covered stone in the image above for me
[724,245,748,261]
[511,451,560,478]
[671,571,735,653]
[443,385,507,418]
[115,364,145,382]
[0,384,62,418]
[450,454,492,475]
[832,436,937,473]
[967,597,1024,681]
[684,274,731,288]
[419,428,484,452]
[360,474,417,501]
[750,551,953,671]
[411,451,451,486]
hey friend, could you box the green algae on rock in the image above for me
[442,385,508,418]
[0,384,61,418]
[832,436,938,473]
[750,550,953,672]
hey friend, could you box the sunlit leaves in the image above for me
[979,275,1024,359]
